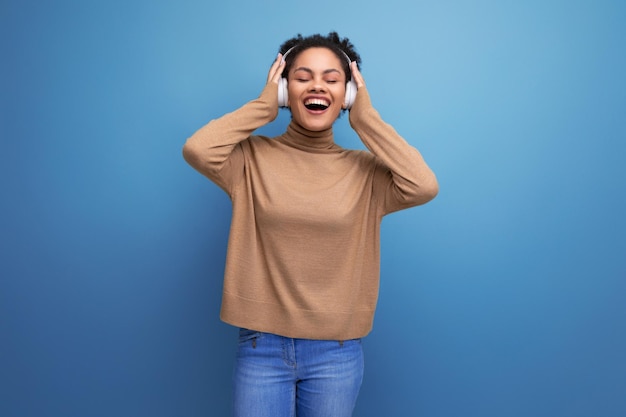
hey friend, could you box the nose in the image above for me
[310,78,326,92]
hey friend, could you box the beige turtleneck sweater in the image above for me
[183,82,438,340]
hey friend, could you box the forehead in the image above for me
[291,47,343,69]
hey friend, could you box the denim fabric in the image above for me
[232,329,364,417]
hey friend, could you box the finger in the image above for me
[267,54,280,83]
[267,53,286,84]
[350,61,365,89]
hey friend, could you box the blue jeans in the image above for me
[232,329,364,417]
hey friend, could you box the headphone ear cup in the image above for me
[278,77,289,107]
[344,80,357,109]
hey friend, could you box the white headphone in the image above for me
[277,47,357,109]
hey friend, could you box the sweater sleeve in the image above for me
[349,87,439,213]
[182,83,279,194]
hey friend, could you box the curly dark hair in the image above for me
[278,31,362,82]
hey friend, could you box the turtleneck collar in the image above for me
[277,120,341,153]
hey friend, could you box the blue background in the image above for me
[2,0,625,416]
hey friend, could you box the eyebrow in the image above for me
[293,66,342,75]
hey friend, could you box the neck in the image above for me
[279,121,337,152]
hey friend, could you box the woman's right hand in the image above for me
[267,53,286,85]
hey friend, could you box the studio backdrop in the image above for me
[1,1,625,416]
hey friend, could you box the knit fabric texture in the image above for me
[183,83,438,340]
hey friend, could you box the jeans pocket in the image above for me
[238,328,263,346]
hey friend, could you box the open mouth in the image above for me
[304,98,330,111]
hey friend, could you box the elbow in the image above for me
[424,176,439,202]
[182,140,193,163]
[182,139,208,175]
[182,138,223,179]
[182,139,201,167]
[405,175,439,206]
[414,183,439,206]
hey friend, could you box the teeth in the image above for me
[304,98,330,107]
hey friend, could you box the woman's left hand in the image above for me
[350,61,365,89]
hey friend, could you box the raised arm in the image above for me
[182,54,286,190]
[348,62,439,212]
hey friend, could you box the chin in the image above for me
[299,119,333,132]
[294,109,341,131]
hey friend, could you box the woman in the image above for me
[183,32,438,417]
